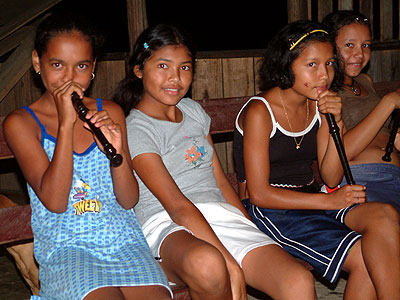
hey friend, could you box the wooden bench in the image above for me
[0,98,250,300]
[0,96,250,245]
[1,80,400,298]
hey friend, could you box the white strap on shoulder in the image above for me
[235,96,277,138]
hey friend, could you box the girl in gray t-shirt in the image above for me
[113,24,317,300]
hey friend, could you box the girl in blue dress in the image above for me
[3,11,172,300]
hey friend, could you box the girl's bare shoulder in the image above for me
[244,92,277,118]
[86,97,125,124]
[4,107,38,133]
[3,107,42,155]
[85,97,121,112]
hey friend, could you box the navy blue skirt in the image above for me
[243,198,361,283]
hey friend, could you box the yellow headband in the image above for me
[289,29,329,51]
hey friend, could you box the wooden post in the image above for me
[287,0,310,22]
[338,0,353,11]
[318,0,333,21]
[359,0,374,39]
[380,0,393,41]
[125,0,148,53]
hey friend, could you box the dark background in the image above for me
[53,0,288,53]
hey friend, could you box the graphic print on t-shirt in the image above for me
[184,137,207,169]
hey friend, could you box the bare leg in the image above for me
[121,285,171,300]
[344,202,400,299]
[84,287,125,300]
[342,241,376,300]
[159,230,232,300]
[85,286,171,300]
[241,244,317,300]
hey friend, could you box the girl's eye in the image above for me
[362,43,371,48]
[308,62,316,67]
[52,63,62,69]
[345,43,353,48]
[158,63,167,69]
[326,61,334,66]
[77,64,88,70]
[181,65,191,71]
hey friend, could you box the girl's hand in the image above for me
[327,184,366,209]
[84,110,123,154]
[395,132,400,152]
[317,90,342,123]
[225,258,247,300]
[384,88,400,110]
[52,80,86,126]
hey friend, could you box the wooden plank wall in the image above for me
[191,53,263,174]
[2,48,400,191]
[2,0,400,192]
[289,0,398,42]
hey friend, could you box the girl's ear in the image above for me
[133,65,143,79]
[32,50,40,73]
[92,58,97,73]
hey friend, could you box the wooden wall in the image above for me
[288,0,399,42]
[2,0,400,192]
[2,44,400,193]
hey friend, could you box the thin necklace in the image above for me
[279,90,309,150]
[344,78,361,96]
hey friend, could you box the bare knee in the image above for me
[181,243,229,291]
[374,202,399,219]
[243,245,315,298]
[350,203,400,234]
[370,203,399,230]
[283,264,314,291]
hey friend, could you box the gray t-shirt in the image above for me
[126,97,226,226]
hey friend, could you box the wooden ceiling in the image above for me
[0,0,62,102]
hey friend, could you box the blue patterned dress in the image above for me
[24,99,171,300]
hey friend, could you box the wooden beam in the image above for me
[338,0,353,10]
[0,26,35,103]
[0,15,45,58]
[318,0,333,22]
[0,26,33,58]
[125,0,148,53]
[287,0,309,22]
[380,0,393,41]
[0,0,61,41]
[359,0,374,39]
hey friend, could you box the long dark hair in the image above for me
[34,11,104,59]
[258,20,344,92]
[112,24,196,116]
[322,10,371,42]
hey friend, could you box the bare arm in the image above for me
[132,152,246,298]
[316,90,347,187]
[6,82,90,212]
[242,99,363,210]
[205,134,250,218]
[133,152,234,254]
[4,107,74,213]
[343,83,400,160]
[90,100,138,209]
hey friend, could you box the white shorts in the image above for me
[140,202,279,267]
